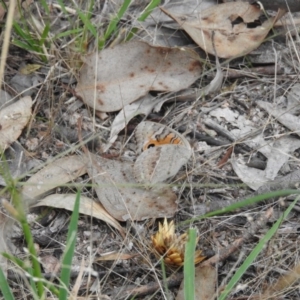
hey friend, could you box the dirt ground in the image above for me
[1,0,300,299]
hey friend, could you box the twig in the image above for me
[109,272,183,299]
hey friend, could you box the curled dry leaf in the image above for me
[85,153,177,221]
[107,94,158,148]
[75,40,202,112]
[0,96,32,151]
[231,153,267,190]
[34,194,125,237]
[161,3,285,58]
[22,155,87,203]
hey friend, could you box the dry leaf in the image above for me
[96,252,137,261]
[0,96,32,151]
[40,255,61,274]
[231,153,268,190]
[22,155,87,202]
[257,100,300,138]
[75,40,202,112]
[261,262,300,300]
[34,194,125,237]
[85,153,177,221]
[176,264,217,300]
[107,94,159,148]
[161,3,285,58]
[20,64,42,75]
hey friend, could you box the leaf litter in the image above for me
[2,0,300,299]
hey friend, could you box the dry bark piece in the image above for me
[0,96,32,151]
[161,3,285,58]
[85,153,177,221]
[75,40,202,112]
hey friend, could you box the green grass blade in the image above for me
[138,0,160,21]
[104,0,131,39]
[39,22,50,47]
[99,0,132,49]
[58,191,81,300]
[0,264,14,300]
[77,8,97,39]
[160,259,169,297]
[3,185,45,299]
[11,39,37,52]
[219,196,299,300]
[2,253,38,295]
[0,161,43,298]
[3,252,59,297]
[184,228,197,300]
[13,22,35,47]
[54,28,83,39]
[39,0,50,14]
[126,0,160,41]
[56,0,68,16]
[180,189,300,225]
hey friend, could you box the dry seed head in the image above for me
[151,218,205,266]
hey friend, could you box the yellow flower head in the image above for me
[151,218,205,266]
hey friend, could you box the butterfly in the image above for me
[133,121,192,185]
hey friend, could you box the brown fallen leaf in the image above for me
[161,3,285,58]
[0,96,32,151]
[39,255,61,275]
[176,264,217,300]
[34,193,125,237]
[85,153,178,221]
[19,64,42,75]
[22,155,87,203]
[260,261,300,299]
[75,40,202,112]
